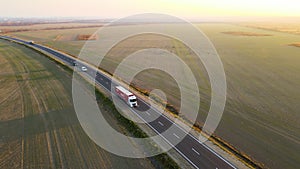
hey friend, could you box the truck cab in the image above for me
[128,95,138,107]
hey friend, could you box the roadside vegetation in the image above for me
[3,22,300,169]
[0,39,179,169]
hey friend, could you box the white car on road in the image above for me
[81,66,87,72]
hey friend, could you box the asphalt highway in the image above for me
[1,36,237,169]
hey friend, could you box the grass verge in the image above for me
[0,36,180,169]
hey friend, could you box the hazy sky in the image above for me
[1,0,300,18]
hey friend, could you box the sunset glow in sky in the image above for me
[1,0,300,18]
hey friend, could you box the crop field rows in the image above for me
[4,22,300,169]
[0,42,23,168]
[0,39,156,169]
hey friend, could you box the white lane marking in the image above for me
[72,78,201,169]
[129,109,200,169]
[192,148,200,155]
[94,77,228,169]
[25,39,235,169]
[138,98,237,169]
[145,111,151,116]
[173,133,180,139]
[158,121,164,126]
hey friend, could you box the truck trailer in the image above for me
[115,86,138,107]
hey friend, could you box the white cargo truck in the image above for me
[115,86,138,107]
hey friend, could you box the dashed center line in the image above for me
[158,121,164,126]
[192,148,200,155]
[173,133,180,139]
[4,36,237,169]
[145,112,151,116]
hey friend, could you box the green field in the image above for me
[0,39,159,169]
[5,23,300,169]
